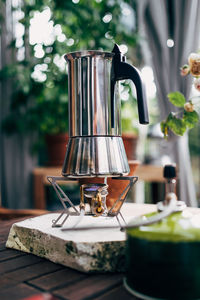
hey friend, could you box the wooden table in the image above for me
[0,217,137,300]
[33,165,164,209]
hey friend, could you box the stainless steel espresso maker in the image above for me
[62,44,149,178]
[47,44,149,227]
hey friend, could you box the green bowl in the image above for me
[125,210,200,300]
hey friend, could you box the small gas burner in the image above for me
[80,183,108,216]
[47,176,138,228]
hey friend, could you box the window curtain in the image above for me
[0,0,37,208]
[137,0,200,206]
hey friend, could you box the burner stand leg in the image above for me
[47,176,79,227]
[108,176,138,228]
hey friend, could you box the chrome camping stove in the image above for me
[47,44,149,228]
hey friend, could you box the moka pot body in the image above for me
[62,50,128,178]
[62,46,149,178]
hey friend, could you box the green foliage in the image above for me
[121,81,139,134]
[189,123,200,156]
[183,110,199,129]
[1,0,138,145]
[161,92,200,138]
[166,112,187,136]
[121,101,138,134]
[167,92,186,107]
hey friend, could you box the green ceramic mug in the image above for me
[125,210,200,300]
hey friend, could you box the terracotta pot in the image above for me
[45,133,69,166]
[79,160,140,212]
[122,133,138,160]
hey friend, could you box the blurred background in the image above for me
[0,0,200,211]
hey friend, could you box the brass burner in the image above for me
[80,183,108,216]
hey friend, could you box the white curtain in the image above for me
[0,0,37,208]
[138,0,200,206]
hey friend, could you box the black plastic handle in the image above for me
[111,44,149,128]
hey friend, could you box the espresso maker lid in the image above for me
[65,50,114,60]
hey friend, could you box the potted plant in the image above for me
[31,70,69,166]
[1,61,69,166]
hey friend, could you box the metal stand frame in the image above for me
[107,176,138,227]
[47,176,138,228]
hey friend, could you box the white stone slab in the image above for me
[6,203,156,273]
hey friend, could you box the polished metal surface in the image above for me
[82,183,108,198]
[47,175,138,227]
[81,183,108,216]
[62,136,130,177]
[65,50,121,137]
[65,50,113,60]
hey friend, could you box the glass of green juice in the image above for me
[124,210,200,300]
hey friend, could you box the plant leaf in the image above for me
[183,110,199,129]
[167,92,186,107]
[167,114,187,136]
[166,112,175,122]
[160,121,166,133]
[160,121,168,138]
